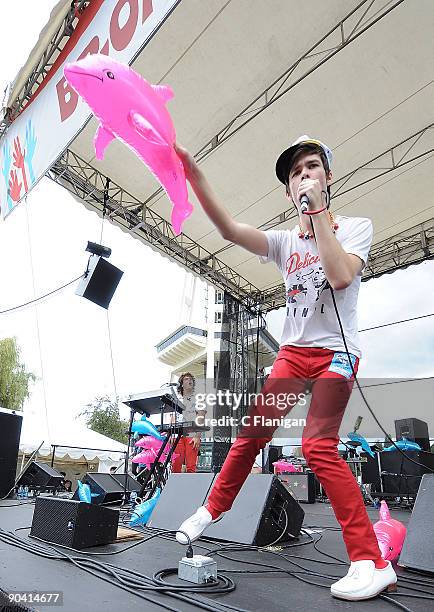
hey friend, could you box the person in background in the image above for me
[171,372,206,473]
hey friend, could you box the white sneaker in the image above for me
[176,506,219,544]
[331,560,397,601]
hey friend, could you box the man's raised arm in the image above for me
[175,144,268,257]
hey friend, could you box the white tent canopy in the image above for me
[58,0,434,303]
[3,0,433,308]
[19,408,127,462]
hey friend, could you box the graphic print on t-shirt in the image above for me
[285,250,330,314]
[260,216,373,357]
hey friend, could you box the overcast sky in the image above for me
[0,2,433,443]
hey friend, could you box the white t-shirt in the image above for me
[260,215,373,358]
[175,394,200,423]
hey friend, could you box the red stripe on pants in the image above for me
[206,345,382,562]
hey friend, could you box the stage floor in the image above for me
[0,498,432,612]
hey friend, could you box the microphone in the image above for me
[353,415,363,432]
[300,194,309,213]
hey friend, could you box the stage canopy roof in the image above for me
[2,0,433,309]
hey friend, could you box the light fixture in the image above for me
[85,241,112,259]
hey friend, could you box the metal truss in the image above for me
[257,218,434,311]
[0,1,90,136]
[195,0,405,163]
[332,124,434,199]
[134,0,405,211]
[211,124,434,259]
[365,218,434,279]
[228,297,251,401]
[48,136,434,313]
[212,294,254,469]
[48,148,262,308]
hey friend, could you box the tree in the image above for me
[0,337,35,411]
[80,395,129,444]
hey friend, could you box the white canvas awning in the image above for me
[3,1,434,305]
[19,409,127,462]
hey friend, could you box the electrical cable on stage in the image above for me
[378,596,416,612]
[191,506,434,607]
[0,527,238,612]
[28,526,190,557]
[3,519,434,610]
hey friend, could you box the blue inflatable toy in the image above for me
[131,417,164,440]
[383,437,422,452]
[129,488,161,526]
[348,431,375,458]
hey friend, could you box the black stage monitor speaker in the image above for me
[18,461,63,488]
[278,472,316,504]
[73,473,141,504]
[394,418,430,452]
[30,497,119,549]
[399,474,434,573]
[75,255,123,309]
[206,474,305,545]
[148,473,215,530]
[0,408,22,498]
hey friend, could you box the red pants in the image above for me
[207,345,382,563]
[171,437,199,473]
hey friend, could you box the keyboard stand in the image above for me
[137,428,183,499]
[121,388,184,506]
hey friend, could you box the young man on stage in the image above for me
[171,372,202,473]
[173,136,397,601]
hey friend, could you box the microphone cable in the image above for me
[307,206,434,474]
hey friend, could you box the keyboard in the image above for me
[158,421,210,435]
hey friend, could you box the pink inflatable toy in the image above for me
[132,448,178,469]
[64,54,193,235]
[273,460,303,474]
[132,449,156,466]
[373,500,407,562]
[135,436,164,450]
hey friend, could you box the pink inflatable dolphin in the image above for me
[64,54,193,234]
[373,500,407,562]
[135,435,164,450]
[132,449,157,467]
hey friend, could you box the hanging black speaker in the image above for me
[76,255,123,309]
